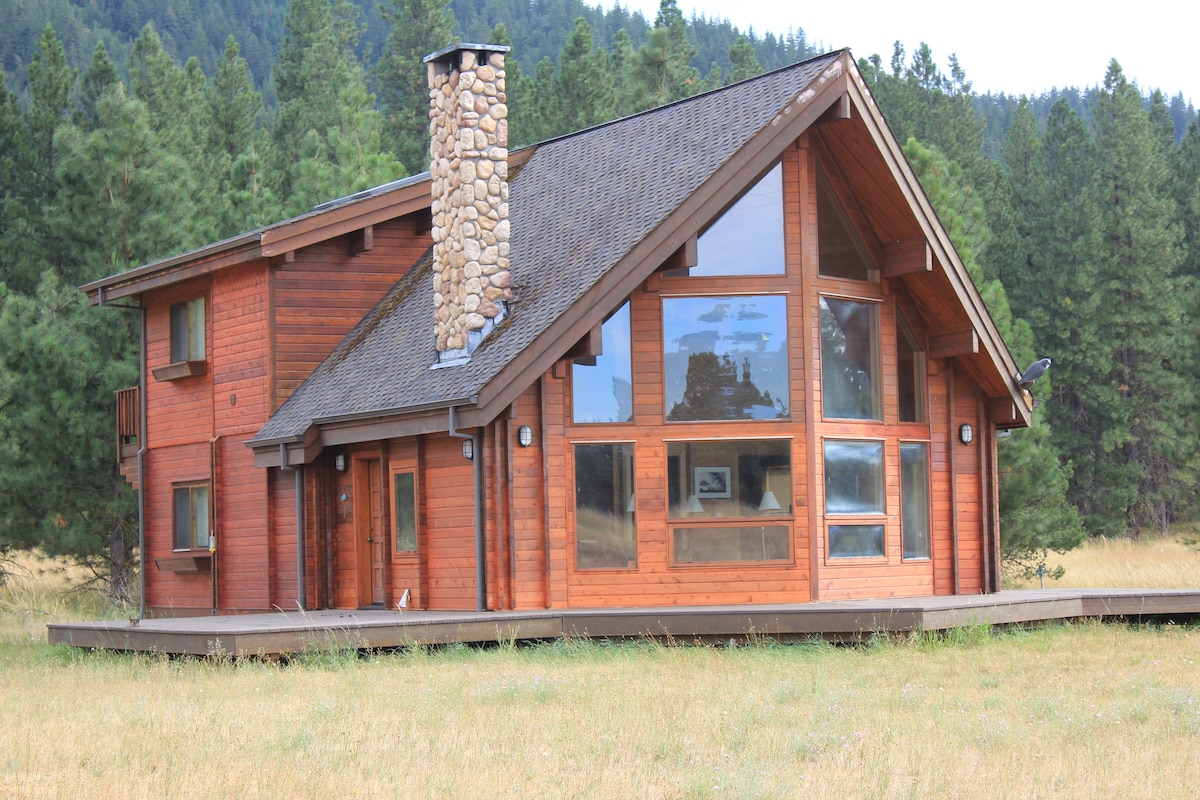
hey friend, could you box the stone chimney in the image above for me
[425,43,511,364]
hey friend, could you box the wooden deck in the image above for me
[46,589,1200,657]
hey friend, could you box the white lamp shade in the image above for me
[685,494,704,513]
[626,493,636,514]
[758,490,781,512]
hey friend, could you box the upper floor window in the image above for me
[170,298,206,363]
[897,311,926,423]
[819,297,881,420]
[817,163,877,282]
[669,163,785,277]
[663,295,789,422]
[572,301,633,424]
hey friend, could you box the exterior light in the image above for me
[517,425,533,447]
[334,454,347,472]
[461,439,474,460]
[959,424,974,445]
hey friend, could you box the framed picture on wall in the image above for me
[694,466,731,498]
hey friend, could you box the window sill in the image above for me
[154,554,212,573]
[152,360,207,381]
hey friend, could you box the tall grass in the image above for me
[1007,532,1200,590]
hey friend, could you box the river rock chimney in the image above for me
[425,43,511,364]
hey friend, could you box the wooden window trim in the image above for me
[151,360,207,382]
[668,519,796,569]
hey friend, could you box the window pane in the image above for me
[169,303,188,363]
[663,296,789,421]
[673,526,790,563]
[829,524,885,558]
[668,439,791,518]
[688,163,785,277]
[186,298,205,361]
[575,444,636,569]
[897,313,926,423]
[572,301,633,423]
[394,472,417,552]
[190,486,209,549]
[820,297,881,420]
[901,443,931,559]
[824,440,884,514]
[173,488,191,550]
[817,164,876,281]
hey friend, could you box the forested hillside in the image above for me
[1,0,1197,595]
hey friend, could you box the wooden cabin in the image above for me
[84,47,1030,616]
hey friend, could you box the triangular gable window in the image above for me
[817,163,877,282]
[676,163,785,277]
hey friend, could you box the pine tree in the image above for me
[555,18,615,134]
[631,0,701,111]
[77,41,119,131]
[727,35,762,84]
[375,0,454,174]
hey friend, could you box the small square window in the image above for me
[173,484,209,550]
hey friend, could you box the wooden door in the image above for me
[356,458,387,607]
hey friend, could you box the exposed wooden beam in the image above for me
[816,93,851,124]
[881,238,931,277]
[269,251,295,268]
[987,397,1021,426]
[565,323,603,364]
[347,225,374,257]
[930,328,979,359]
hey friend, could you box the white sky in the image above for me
[613,0,1196,106]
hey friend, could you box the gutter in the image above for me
[447,406,487,612]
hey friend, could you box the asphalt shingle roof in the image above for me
[251,52,844,445]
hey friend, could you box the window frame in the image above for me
[155,297,208,381]
[172,482,210,552]
[900,440,932,561]
[391,469,418,556]
[822,437,888,562]
[572,441,638,571]
[818,294,883,422]
[571,300,634,425]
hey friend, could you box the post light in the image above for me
[517,425,533,447]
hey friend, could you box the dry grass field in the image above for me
[1,540,1198,800]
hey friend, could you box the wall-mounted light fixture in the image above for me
[959,423,974,445]
[334,453,347,472]
[461,439,474,460]
[517,425,533,447]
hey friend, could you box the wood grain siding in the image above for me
[269,465,299,607]
[388,439,421,610]
[143,445,212,612]
[272,217,430,409]
[953,371,984,593]
[145,281,214,447]
[510,385,548,609]
[421,434,478,610]
[213,439,271,611]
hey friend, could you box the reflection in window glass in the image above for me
[673,526,790,563]
[817,164,877,281]
[572,301,633,423]
[394,472,417,553]
[824,440,884,514]
[829,524,885,558]
[897,312,926,423]
[901,443,930,559]
[820,297,881,420]
[667,439,791,519]
[173,484,209,550]
[688,163,785,276]
[663,296,789,421]
[574,444,637,569]
[170,298,206,362]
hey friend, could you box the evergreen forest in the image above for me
[1,0,1198,597]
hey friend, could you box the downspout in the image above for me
[279,443,306,610]
[99,288,148,621]
[210,436,219,613]
[448,406,486,612]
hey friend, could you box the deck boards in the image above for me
[46,589,1200,656]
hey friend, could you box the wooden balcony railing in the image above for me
[116,386,140,447]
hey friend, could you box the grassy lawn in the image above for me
[1,542,1199,799]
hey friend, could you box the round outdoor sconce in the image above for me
[461,439,474,460]
[517,425,533,447]
[959,423,974,445]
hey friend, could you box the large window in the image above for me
[686,163,785,277]
[663,296,789,421]
[897,312,926,423]
[824,440,885,558]
[574,444,637,569]
[393,472,417,553]
[901,443,930,560]
[816,164,877,282]
[169,298,205,363]
[173,484,210,550]
[820,297,881,420]
[572,301,633,423]
[667,439,791,564]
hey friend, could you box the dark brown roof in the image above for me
[251,52,848,447]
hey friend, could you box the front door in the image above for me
[356,458,387,606]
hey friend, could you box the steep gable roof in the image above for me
[240,48,1029,460]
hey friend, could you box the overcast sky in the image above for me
[613,0,1195,106]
